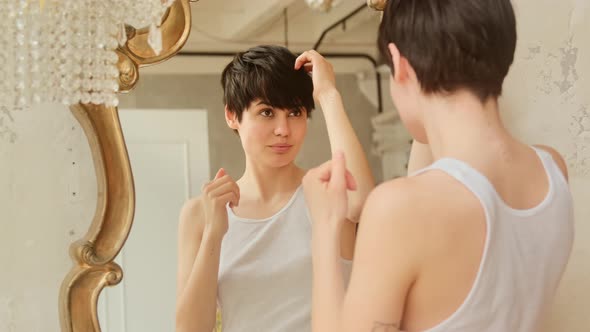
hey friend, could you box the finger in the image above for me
[214,168,226,180]
[307,163,356,190]
[221,180,240,207]
[232,182,240,207]
[309,160,333,182]
[330,151,347,190]
[306,50,326,64]
[294,51,313,70]
[217,174,235,184]
[209,181,240,200]
[201,180,210,192]
[205,173,232,192]
[303,63,314,73]
[345,170,357,191]
[230,196,239,208]
[217,191,238,208]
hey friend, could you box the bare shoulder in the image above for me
[533,144,569,181]
[364,177,418,212]
[360,177,432,235]
[361,173,477,240]
[356,177,447,273]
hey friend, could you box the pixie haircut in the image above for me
[221,45,315,121]
[378,0,517,102]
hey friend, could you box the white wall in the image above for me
[503,1,590,330]
[0,104,96,332]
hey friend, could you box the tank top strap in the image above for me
[410,158,498,218]
[409,146,565,218]
[530,146,569,189]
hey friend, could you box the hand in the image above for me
[302,151,357,229]
[201,168,240,240]
[294,50,337,100]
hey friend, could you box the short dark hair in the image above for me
[377,0,517,102]
[221,45,315,121]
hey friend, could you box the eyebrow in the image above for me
[254,102,304,112]
[255,100,271,107]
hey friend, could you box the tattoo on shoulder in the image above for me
[371,321,400,331]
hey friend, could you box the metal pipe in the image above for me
[313,3,367,51]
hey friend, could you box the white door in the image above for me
[99,109,210,332]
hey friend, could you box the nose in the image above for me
[273,113,290,137]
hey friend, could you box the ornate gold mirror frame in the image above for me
[58,1,192,331]
[367,0,387,11]
[56,0,387,331]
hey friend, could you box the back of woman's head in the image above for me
[378,0,517,102]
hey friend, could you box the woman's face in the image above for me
[230,99,308,168]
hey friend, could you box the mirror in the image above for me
[100,1,402,331]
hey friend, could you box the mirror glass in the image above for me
[99,1,408,331]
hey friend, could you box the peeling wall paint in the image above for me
[0,110,17,143]
[0,297,16,332]
[1,104,97,331]
[503,1,590,331]
[518,37,588,175]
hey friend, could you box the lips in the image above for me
[269,144,293,153]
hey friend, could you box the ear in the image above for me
[225,105,239,130]
[388,43,415,84]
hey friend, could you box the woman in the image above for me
[175,45,375,332]
[303,0,574,331]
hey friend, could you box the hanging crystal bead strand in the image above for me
[28,2,43,104]
[13,0,29,110]
[0,1,16,111]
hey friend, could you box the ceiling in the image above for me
[186,0,381,53]
[144,0,384,74]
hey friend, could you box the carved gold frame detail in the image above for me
[58,1,192,331]
[367,0,387,11]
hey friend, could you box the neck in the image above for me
[421,91,517,164]
[238,159,304,202]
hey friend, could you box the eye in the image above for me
[260,108,274,117]
[289,109,303,117]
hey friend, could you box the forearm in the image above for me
[312,222,346,332]
[318,89,375,220]
[176,231,223,332]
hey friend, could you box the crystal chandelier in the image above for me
[0,0,175,111]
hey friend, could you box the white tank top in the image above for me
[218,186,352,332]
[412,147,574,332]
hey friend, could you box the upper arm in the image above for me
[534,144,569,181]
[341,181,422,331]
[176,197,205,299]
